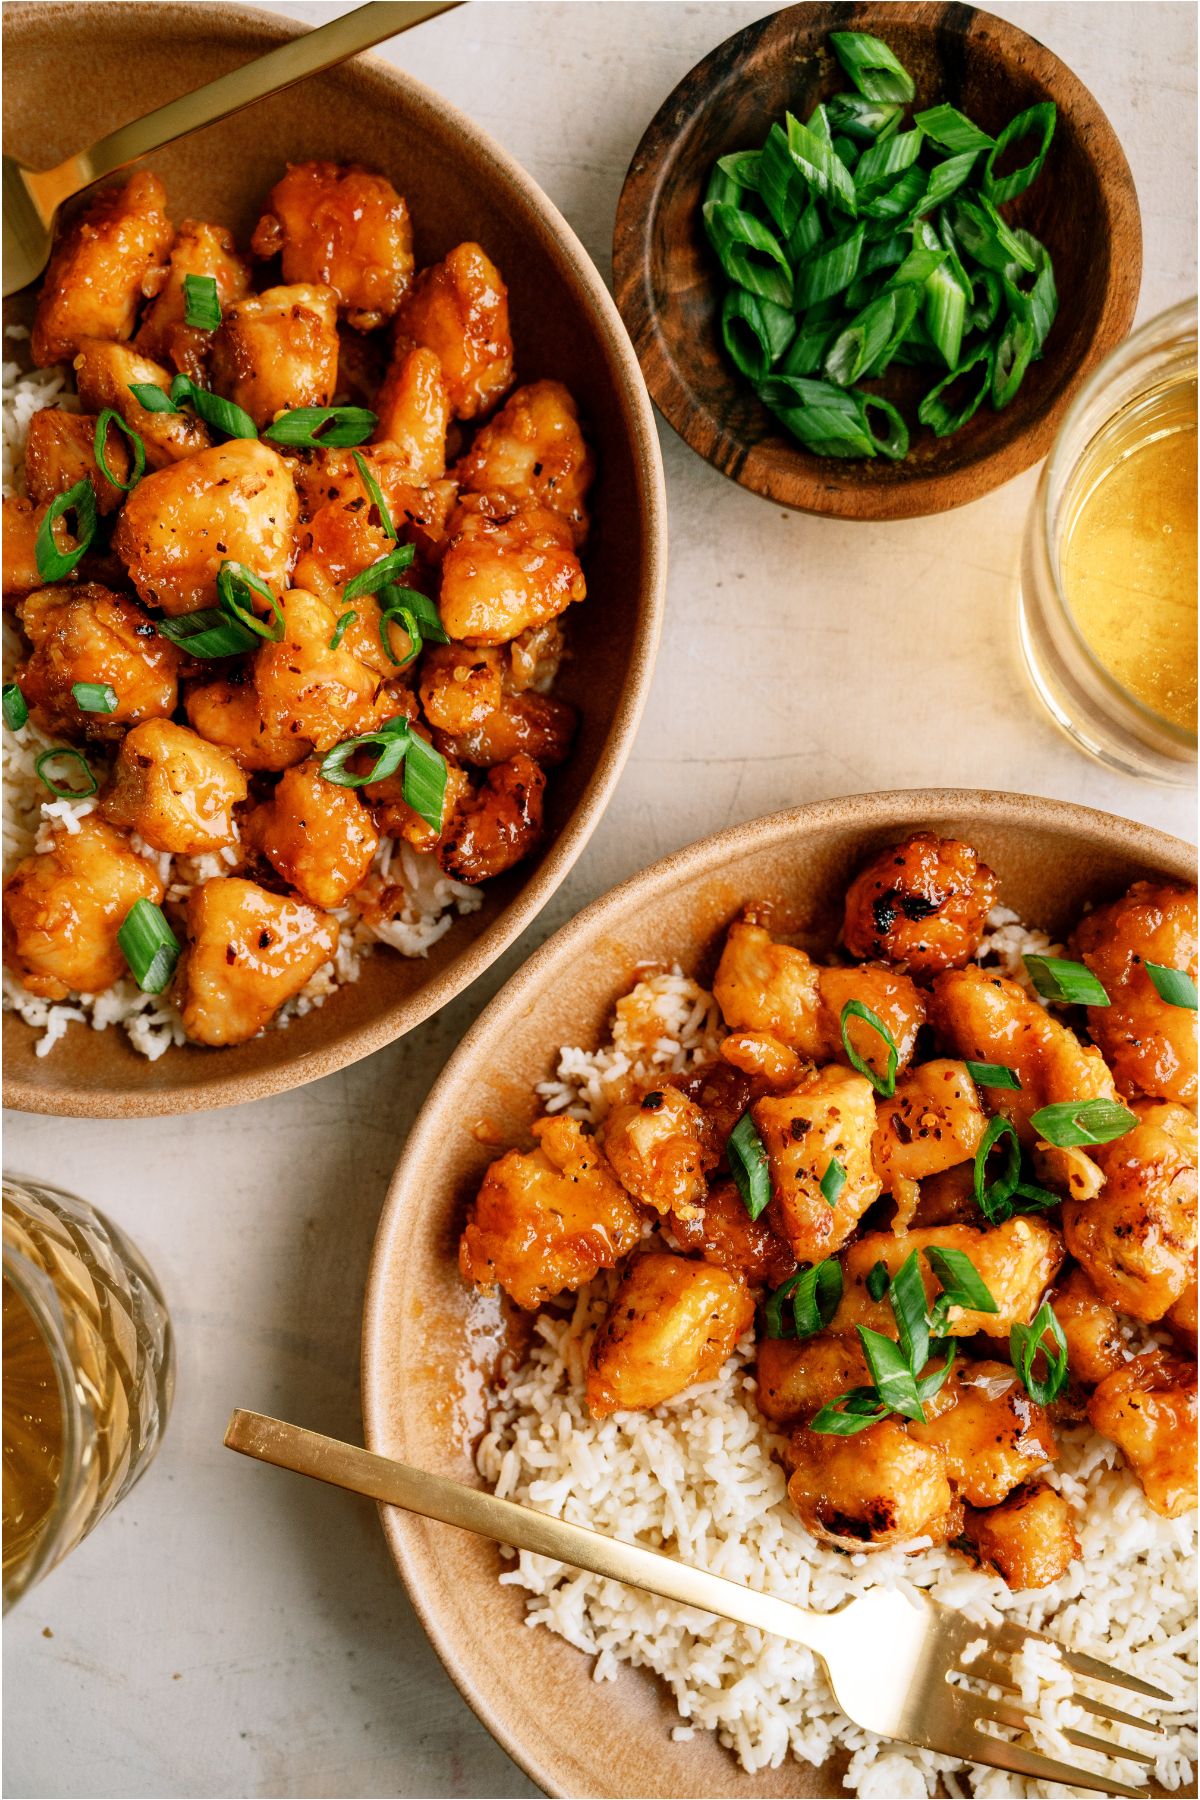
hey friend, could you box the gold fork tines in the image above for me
[224,1411,1173,1798]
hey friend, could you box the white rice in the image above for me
[476,956,1198,1798]
[3,362,481,1059]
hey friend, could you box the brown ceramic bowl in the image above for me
[613,1,1142,520]
[2,2,666,1117]
[363,789,1192,1799]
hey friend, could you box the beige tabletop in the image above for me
[4,3,1196,1796]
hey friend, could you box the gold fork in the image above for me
[3,0,461,297]
[225,1409,1170,1797]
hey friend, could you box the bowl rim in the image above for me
[362,787,1194,1797]
[612,0,1143,521]
[2,0,668,1118]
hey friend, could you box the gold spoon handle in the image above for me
[23,1,461,221]
[224,1409,840,1657]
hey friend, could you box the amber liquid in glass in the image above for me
[1060,375,1198,732]
[2,1277,64,1580]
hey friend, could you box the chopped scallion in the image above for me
[2,684,28,731]
[118,898,180,995]
[71,681,118,714]
[182,273,222,331]
[1029,1099,1137,1149]
[34,746,98,798]
[35,478,97,581]
[1144,961,1198,1010]
[264,406,379,449]
[1023,953,1110,1007]
[94,409,146,492]
[729,1111,772,1221]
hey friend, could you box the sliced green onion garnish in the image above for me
[156,608,262,658]
[34,746,98,798]
[1029,1099,1137,1149]
[351,451,397,539]
[922,259,966,369]
[856,1325,926,1422]
[795,1259,842,1337]
[1144,961,1198,1010]
[216,561,285,642]
[809,1384,890,1436]
[830,29,915,104]
[319,716,411,789]
[118,898,180,995]
[264,406,378,449]
[983,101,1056,206]
[35,478,96,581]
[94,409,146,492]
[2,684,28,731]
[793,223,866,310]
[729,1111,771,1221]
[973,1113,1022,1223]
[918,150,978,216]
[914,104,994,154]
[826,92,904,142]
[722,286,796,383]
[853,126,924,196]
[925,1246,998,1330]
[1023,953,1110,1007]
[402,730,449,830]
[866,1259,890,1302]
[703,202,794,308]
[128,381,178,414]
[715,149,761,191]
[1010,1300,1068,1405]
[329,609,357,651]
[169,373,258,440]
[786,110,857,215]
[965,1060,1021,1090]
[887,1249,930,1376]
[858,164,926,222]
[71,681,118,714]
[1002,231,1058,348]
[378,586,448,668]
[917,339,992,436]
[839,998,899,1096]
[823,291,897,388]
[759,374,877,458]
[342,544,418,604]
[992,316,1036,409]
[820,1157,846,1209]
[755,124,805,237]
[947,194,1036,272]
[182,273,222,331]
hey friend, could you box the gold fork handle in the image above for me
[225,1410,842,1658]
[24,2,461,220]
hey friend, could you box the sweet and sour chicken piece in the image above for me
[31,171,173,366]
[785,1417,956,1549]
[907,1362,1057,1506]
[251,162,414,331]
[1073,881,1198,1107]
[176,877,337,1047]
[101,720,247,855]
[209,284,340,429]
[457,381,595,547]
[670,1179,795,1290]
[1166,1281,1198,1354]
[1062,1101,1197,1322]
[3,817,164,1000]
[842,832,999,974]
[585,1253,753,1417]
[2,497,45,598]
[439,492,586,646]
[832,1217,1063,1340]
[1047,1265,1125,1388]
[393,241,513,419]
[599,1084,717,1221]
[754,1065,881,1263]
[135,218,253,381]
[418,643,577,769]
[930,964,1119,1200]
[363,731,470,856]
[73,339,212,468]
[459,1116,645,1311]
[252,588,390,754]
[184,674,312,774]
[371,346,450,482]
[1087,1349,1198,1518]
[245,760,378,909]
[113,440,299,615]
[755,1332,870,1425]
[24,409,130,515]
[436,752,546,884]
[963,1482,1080,1590]
[16,584,181,742]
[871,1059,988,1220]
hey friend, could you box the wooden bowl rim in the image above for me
[2,0,668,1118]
[362,787,1193,1797]
[612,0,1143,520]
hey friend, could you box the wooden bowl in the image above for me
[362,790,1192,1799]
[613,1,1142,520]
[2,2,666,1117]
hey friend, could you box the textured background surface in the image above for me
[4,4,1196,1796]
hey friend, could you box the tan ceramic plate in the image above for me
[363,790,1193,1800]
[2,2,666,1117]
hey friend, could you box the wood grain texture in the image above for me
[1,0,667,1118]
[363,789,1191,1800]
[613,0,1143,519]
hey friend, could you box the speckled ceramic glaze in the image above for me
[363,789,1192,1799]
[2,2,666,1116]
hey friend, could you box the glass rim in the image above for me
[1,1232,91,1610]
[1038,295,1198,747]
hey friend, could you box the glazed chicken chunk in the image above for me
[1062,1100,1197,1321]
[31,171,173,366]
[73,338,212,468]
[252,587,390,754]
[436,752,546,884]
[871,1059,988,1220]
[393,241,513,419]
[669,1178,796,1290]
[176,878,337,1047]
[1087,1349,1198,1518]
[457,380,595,547]
[755,1332,870,1425]
[135,218,253,380]
[842,832,999,974]
[418,643,577,770]
[101,720,247,856]
[251,162,414,331]
[962,1482,1080,1590]
[600,1084,717,1220]
[184,674,312,774]
[833,1217,1064,1339]
[1047,1264,1125,1388]
[209,284,340,429]
[371,345,450,481]
[907,1361,1057,1506]
[3,818,164,1000]
[24,408,130,514]
[785,1417,956,1549]
[16,584,182,742]
[754,1065,881,1263]
[113,439,298,615]
[439,492,587,646]
[459,1116,646,1312]
[2,497,46,597]
[1073,881,1198,1107]
[585,1253,753,1417]
[245,760,379,910]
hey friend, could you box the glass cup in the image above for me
[1018,298,1198,784]
[2,1177,174,1611]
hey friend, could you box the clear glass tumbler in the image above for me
[2,1177,174,1611]
[1018,298,1198,784]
